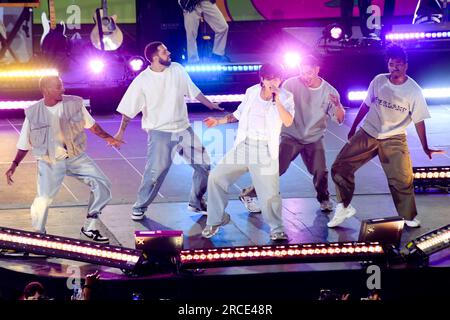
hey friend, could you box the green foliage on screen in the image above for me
[33,0,136,24]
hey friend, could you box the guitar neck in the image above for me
[102,0,108,17]
[48,0,56,29]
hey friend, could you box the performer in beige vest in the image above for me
[5,76,123,243]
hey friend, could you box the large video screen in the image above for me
[217,0,420,21]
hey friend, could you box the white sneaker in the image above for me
[320,200,334,212]
[405,218,421,228]
[270,231,289,241]
[131,211,145,221]
[239,196,261,213]
[327,203,356,228]
[345,204,356,218]
[201,213,231,238]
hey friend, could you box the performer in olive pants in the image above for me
[331,128,416,220]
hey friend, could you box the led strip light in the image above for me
[0,227,143,270]
[180,242,385,268]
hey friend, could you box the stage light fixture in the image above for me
[386,30,450,41]
[348,91,368,101]
[128,56,145,72]
[323,23,345,41]
[179,242,385,269]
[422,88,450,98]
[0,99,91,110]
[413,166,450,191]
[184,64,261,73]
[89,59,105,74]
[0,68,59,79]
[283,52,301,69]
[185,94,245,104]
[0,227,143,271]
[405,224,450,266]
[348,88,450,101]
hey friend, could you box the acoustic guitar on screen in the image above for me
[90,0,123,51]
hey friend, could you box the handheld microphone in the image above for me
[272,92,276,103]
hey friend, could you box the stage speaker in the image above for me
[135,230,183,259]
[135,0,186,62]
[359,216,405,248]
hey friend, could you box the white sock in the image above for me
[83,218,98,231]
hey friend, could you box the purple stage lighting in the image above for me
[283,52,301,68]
[349,88,450,101]
[89,59,105,74]
[348,91,368,101]
[129,57,145,72]
[0,99,90,110]
[387,30,450,41]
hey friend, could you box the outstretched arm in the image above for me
[414,121,445,159]
[89,123,124,148]
[203,113,238,127]
[348,103,370,139]
[5,149,28,185]
[195,93,224,111]
[114,114,132,142]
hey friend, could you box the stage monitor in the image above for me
[135,230,183,258]
[359,216,404,248]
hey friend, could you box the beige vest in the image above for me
[25,95,87,162]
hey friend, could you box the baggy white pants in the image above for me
[183,1,228,62]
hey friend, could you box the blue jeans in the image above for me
[31,153,112,233]
[133,127,210,213]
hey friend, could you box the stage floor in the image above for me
[0,105,449,244]
[0,105,449,300]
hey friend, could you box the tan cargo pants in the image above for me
[331,128,417,220]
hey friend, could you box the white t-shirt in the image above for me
[17,102,95,160]
[116,62,201,133]
[233,84,295,159]
[246,94,271,140]
[362,74,430,139]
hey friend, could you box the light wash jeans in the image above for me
[133,127,210,213]
[31,153,112,233]
[207,138,284,234]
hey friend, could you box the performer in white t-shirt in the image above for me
[329,45,445,228]
[114,41,223,221]
[201,63,295,241]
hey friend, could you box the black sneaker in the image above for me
[81,228,109,243]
